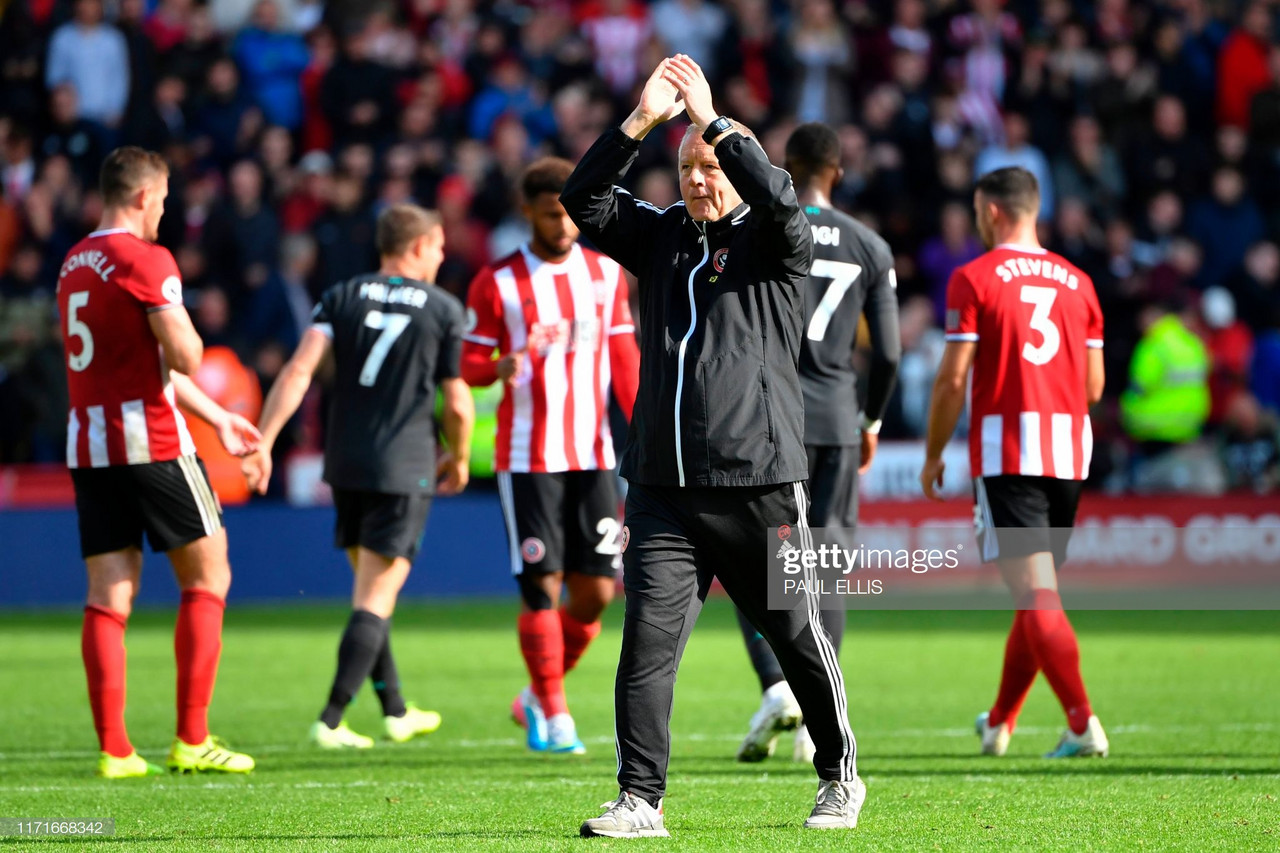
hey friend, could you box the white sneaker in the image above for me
[309,720,374,749]
[1045,715,1109,758]
[793,724,816,763]
[736,682,803,762]
[580,792,669,838]
[384,703,442,743]
[976,711,1011,757]
[803,777,867,829]
[546,712,586,755]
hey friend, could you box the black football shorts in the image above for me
[496,470,621,577]
[332,489,433,562]
[972,475,1083,566]
[71,455,223,558]
[805,444,860,547]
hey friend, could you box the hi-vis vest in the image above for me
[1121,315,1210,443]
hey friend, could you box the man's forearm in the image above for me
[714,132,811,274]
[864,353,900,424]
[715,132,799,214]
[170,372,226,427]
[924,379,966,461]
[257,364,312,448]
[863,282,902,422]
[560,128,651,274]
[620,108,661,141]
[442,402,474,464]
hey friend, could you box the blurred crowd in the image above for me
[0,0,1278,495]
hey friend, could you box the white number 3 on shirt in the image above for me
[1020,285,1060,365]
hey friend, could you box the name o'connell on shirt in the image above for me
[59,250,117,282]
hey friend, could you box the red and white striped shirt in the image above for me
[463,243,636,473]
[57,229,195,468]
[945,244,1104,480]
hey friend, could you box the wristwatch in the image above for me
[702,116,734,145]
[861,415,883,435]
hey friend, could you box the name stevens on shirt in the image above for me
[993,256,1079,289]
[59,250,117,282]
[359,281,429,308]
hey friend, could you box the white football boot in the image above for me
[1045,715,1109,758]
[793,723,816,763]
[736,681,803,762]
[976,711,1012,756]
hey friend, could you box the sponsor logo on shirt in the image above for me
[527,319,600,355]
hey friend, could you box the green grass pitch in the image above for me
[1,601,1277,850]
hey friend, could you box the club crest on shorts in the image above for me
[621,525,630,553]
[521,537,546,564]
[713,248,729,273]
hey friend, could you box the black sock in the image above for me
[320,610,388,729]
[370,622,407,718]
[734,607,785,692]
[819,606,846,656]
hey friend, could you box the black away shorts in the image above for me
[806,444,861,534]
[332,489,433,562]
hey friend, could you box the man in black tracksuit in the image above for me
[563,55,864,838]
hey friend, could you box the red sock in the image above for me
[82,605,132,758]
[518,609,567,717]
[175,589,226,745]
[560,608,602,674]
[1022,589,1093,735]
[988,609,1039,731]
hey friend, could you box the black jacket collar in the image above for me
[687,202,751,239]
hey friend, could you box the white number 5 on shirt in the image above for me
[67,291,94,372]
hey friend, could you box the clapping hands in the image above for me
[624,54,720,140]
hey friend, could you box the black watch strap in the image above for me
[702,116,733,145]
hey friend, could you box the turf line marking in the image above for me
[1,722,1273,761]
[1,778,600,794]
[8,772,1280,794]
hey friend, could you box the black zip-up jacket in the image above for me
[561,127,813,487]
